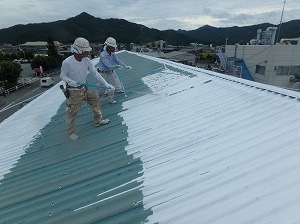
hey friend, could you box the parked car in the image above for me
[40,77,54,87]
[18,77,32,85]
[13,59,21,65]
[13,58,29,64]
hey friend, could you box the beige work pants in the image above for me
[66,87,102,135]
[101,71,123,89]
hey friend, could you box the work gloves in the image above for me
[106,84,115,92]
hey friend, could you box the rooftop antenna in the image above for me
[276,0,286,43]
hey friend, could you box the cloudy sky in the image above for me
[0,0,299,30]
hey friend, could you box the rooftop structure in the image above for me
[221,27,300,90]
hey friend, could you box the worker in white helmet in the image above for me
[97,37,132,104]
[60,37,115,141]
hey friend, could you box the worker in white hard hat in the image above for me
[60,37,115,141]
[97,37,132,104]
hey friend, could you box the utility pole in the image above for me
[277,0,286,43]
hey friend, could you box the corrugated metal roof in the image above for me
[1,51,300,223]
[164,51,193,57]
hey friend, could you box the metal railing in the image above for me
[1,69,61,96]
[2,77,39,96]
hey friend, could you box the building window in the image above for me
[276,66,290,75]
[255,65,266,75]
[289,66,300,76]
[276,66,300,76]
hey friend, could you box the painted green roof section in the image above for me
[0,51,158,223]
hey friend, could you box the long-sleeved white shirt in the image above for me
[60,55,108,86]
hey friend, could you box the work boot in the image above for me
[95,119,110,127]
[69,133,79,141]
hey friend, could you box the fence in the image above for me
[2,77,40,96]
[1,69,61,96]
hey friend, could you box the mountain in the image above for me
[0,12,300,46]
[0,12,194,45]
[178,20,300,45]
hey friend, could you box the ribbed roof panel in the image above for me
[1,51,300,223]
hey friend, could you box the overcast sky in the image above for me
[0,0,299,30]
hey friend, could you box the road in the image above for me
[0,64,62,123]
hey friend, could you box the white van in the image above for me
[40,77,54,87]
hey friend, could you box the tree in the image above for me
[0,61,22,88]
[30,36,64,73]
[31,55,63,72]
[47,36,59,58]
[10,53,18,60]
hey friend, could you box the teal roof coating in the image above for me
[2,51,300,223]
[0,51,160,223]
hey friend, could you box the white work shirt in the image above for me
[60,55,108,86]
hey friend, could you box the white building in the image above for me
[19,41,62,52]
[224,27,300,90]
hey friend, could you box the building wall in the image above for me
[226,44,300,88]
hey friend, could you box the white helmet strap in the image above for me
[71,46,83,54]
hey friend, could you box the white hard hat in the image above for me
[104,37,117,48]
[71,37,92,53]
